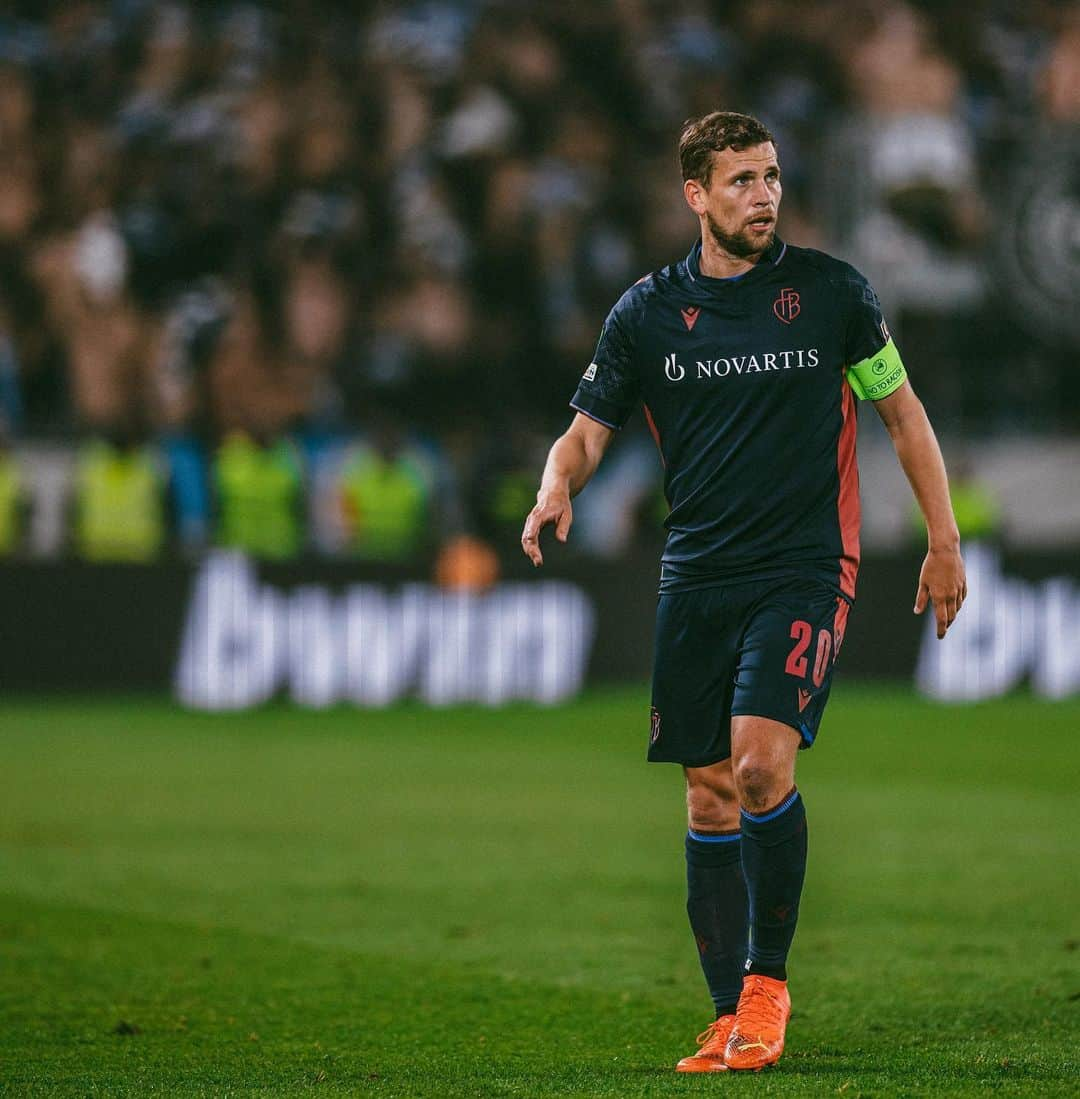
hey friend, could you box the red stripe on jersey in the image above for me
[832,596,851,658]
[836,380,860,598]
[642,403,665,467]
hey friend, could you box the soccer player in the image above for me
[520,112,966,1072]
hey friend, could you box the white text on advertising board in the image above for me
[176,553,596,710]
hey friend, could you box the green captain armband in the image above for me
[846,339,907,400]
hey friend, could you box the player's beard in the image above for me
[705,211,775,260]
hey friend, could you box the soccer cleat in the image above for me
[675,1014,735,1072]
[724,974,791,1071]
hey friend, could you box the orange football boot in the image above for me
[724,974,791,1070]
[675,1014,735,1073]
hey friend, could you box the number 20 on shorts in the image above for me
[785,620,833,687]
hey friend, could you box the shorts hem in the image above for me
[647,750,733,767]
[730,707,817,748]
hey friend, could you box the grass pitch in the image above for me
[1,688,1077,1097]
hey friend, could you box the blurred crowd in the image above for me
[0,0,1076,562]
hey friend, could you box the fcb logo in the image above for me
[649,705,662,744]
[773,287,801,324]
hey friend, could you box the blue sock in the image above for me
[740,789,807,982]
[685,830,748,1017]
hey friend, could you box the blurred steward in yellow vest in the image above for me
[910,457,1002,544]
[214,431,303,560]
[75,435,165,562]
[339,426,432,561]
[0,443,22,556]
[948,480,1001,541]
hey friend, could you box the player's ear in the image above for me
[684,177,707,215]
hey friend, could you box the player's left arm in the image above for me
[839,264,965,638]
[873,382,967,639]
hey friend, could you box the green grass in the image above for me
[0,688,1077,1097]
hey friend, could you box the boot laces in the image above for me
[737,976,783,1035]
[694,1018,729,1052]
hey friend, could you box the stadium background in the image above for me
[1,2,1077,1096]
[0,0,1077,702]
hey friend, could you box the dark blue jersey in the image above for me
[570,238,907,598]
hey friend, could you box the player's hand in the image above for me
[914,545,967,639]
[521,492,572,567]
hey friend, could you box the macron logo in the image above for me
[680,306,701,331]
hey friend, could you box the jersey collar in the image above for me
[685,236,786,290]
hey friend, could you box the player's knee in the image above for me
[686,783,739,833]
[732,758,785,813]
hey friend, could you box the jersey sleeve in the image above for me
[840,267,908,401]
[569,286,644,429]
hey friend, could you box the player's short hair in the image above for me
[679,112,776,187]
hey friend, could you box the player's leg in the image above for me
[684,759,745,1013]
[731,715,806,981]
[676,760,745,1072]
[722,577,848,1070]
[648,586,744,1072]
[723,715,802,1071]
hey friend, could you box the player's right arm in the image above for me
[521,414,615,567]
[522,283,645,566]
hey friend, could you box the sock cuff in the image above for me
[740,787,800,824]
[688,828,741,844]
[685,829,742,867]
[739,789,805,843]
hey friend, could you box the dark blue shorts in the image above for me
[648,575,853,767]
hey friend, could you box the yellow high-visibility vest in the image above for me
[215,433,303,560]
[76,441,164,562]
[0,453,20,555]
[951,483,1001,541]
[909,481,1002,542]
[340,447,429,560]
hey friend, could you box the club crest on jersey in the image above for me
[680,306,700,331]
[649,705,662,744]
[773,287,801,325]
